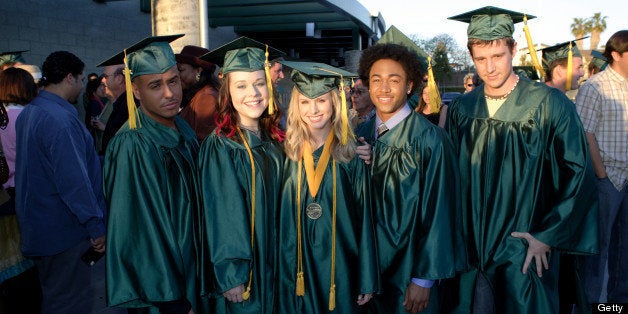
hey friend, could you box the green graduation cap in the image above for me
[513,66,539,80]
[200,36,285,74]
[0,50,28,68]
[376,25,429,71]
[282,60,355,144]
[97,34,183,79]
[448,6,535,40]
[539,37,588,70]
[280,60,356,99]
[590,50,608,71]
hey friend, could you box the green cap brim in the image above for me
[448,6,535,40]
[281,61,356,99]
[200,36,285,69]
[539,36,588,69]
[0,50,28,67]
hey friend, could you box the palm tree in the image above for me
[570,18,591,51]
[589,12,607,50]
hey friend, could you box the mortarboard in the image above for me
[590,50,608,71]
[200,36,285,73]
[376,25,429,71]
[281,60,356,144]
[0,50,28,67]
[540,37,587,70]
[448,6,535,41]
[97,34,183,79]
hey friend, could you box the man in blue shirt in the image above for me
[15,51,108,313]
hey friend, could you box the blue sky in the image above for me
[357,0,627,49]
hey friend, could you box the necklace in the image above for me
[485,75,520,101]
[239,124,261,137]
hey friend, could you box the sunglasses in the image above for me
[466,84,474,87]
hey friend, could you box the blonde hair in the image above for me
[284,86,356,163]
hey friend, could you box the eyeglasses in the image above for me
[350,89,368,96]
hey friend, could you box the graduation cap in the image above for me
[202,36,286,115]
[281,61,355,144]
[376,25,429,71]
[200,36,285,73]
[0,50,28,67]
[590,50,608,71]
[513,66,539,81]
[97,34,183,129]
[448,6,535,41]
[97,34,183,79]
[539,37,588,69]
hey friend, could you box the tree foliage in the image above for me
[432,42,452,82]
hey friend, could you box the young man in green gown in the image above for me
[447,7,599,313]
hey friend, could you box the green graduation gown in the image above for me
[277,146,380,313]
[198,130,284,314]
[356,112,466,313]
[103,112,200,310]
[445,77,598,313]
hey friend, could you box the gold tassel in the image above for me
[264,44,275,115]
[339,80,349,145]
[328,284,336,311]
[296,271,305,296]
[241,286,250,300]
[427,56,441,113]
[123,49,140,129]
[566,41,573,91]
[523,14,545,80]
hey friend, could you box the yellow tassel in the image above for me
[264,44,275,115]
[241,286,250,300]
[339,80,349,145]
[296,272,305,296]
[523,14,546,80]
[328,284,336,311]
[427,56,441,113]
[123,49,140,129]
[566,41,573,91]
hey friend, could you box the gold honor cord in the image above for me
[303,132,335,198]
[264,44,275,115]
[427,56,442,113]
[523,14,546,80]
[566,42,573,91]
[123,49,141,129]
[236,127,256,301]
[296,160,337,311]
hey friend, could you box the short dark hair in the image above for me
[0,67,38,105]
[40,51,84,86]
[358,43,424,95]
[604,30,628,65]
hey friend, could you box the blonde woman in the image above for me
[277,62,379,313]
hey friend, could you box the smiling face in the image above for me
[470,39,517,95]
[298,91,333,134]
[228,70,269,127]
[368,58,412,122]
[132,66,182,128]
